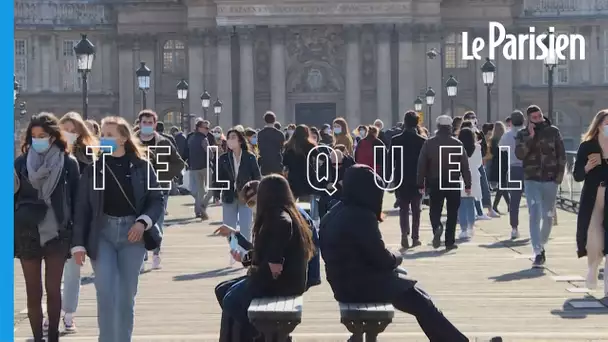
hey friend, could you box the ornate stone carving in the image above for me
[286,26,345,70]
[217,3,412,16]
[289,62,344,93]
[15,1,111,27]
[360,28,376,90]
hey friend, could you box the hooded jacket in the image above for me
[514,117,566,183]
[319,165,415,303]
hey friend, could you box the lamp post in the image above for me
[201,90,211,121]
[176,79,189,132]
[14,75,19,106]
[543,36,557,123]
[446,75,458,118]
[213,98,223,128]
[74,34,95,120]
[481,57,496,123]
[414,97,423,112]
[136,61,151,110]
[425,87,435,129]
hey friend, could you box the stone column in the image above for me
[375,24,392,126]
[33,36,43,92]
[270,26,287,123]
[138,35,157,110]
[345,25,361,126]
[497,53,513,120]
[39,35,51,91]
[238,27,256,128]
[49,35,60,92]
[118,36,135,121]
[397,24,415,119]
[101,34,113,93]
[216,27,233,128]
[203,30,217,100]
[91,37,103,92]
[188,31,205,118]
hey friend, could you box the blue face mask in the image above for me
[334,127,342,134]
[140,125,154,135]
[31,138,50,153]
[99,137,118,153]
[251,137,257,145]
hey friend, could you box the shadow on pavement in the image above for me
[479,238,530,249]
[173,267,243,281]
[488,268,545,282]
[164,217,200,226]
[550,297,608,319]
[402,249,449,259]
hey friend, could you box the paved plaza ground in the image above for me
[13,194,608,341]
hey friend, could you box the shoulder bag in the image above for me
[104,164,163,251]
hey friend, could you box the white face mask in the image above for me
[64,132,79,145]
[287,130,294,135]
[359,130,366,137]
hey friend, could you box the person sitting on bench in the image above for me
[212,174,316,341]
[319,164,469,342]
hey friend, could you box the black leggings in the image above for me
[20,252,66,342]
[492,189,511,211]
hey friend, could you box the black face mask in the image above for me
[533,121,547,130]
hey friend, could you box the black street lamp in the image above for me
[14,75,19,106]
[74,34,95,120]
[425,87,436,129]
[213,98,223,128]
[201,90,211,121]
[446,75,458,118]
[481,57,496,123]
[176,79,189,132]
[136,61,151,110]
[543,34,557,124]
[414,97,423,112]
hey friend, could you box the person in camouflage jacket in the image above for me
[515,105,566,268]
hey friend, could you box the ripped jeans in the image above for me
[523,180,558,255]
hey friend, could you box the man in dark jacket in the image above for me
[155,121,178,151]
[515,105,566,268]
[183,119,216,220]
[319,165,469,342]
[417,115,472,250]
[257,111,286,175]
[170,126,187,160]
[391,111,426,249]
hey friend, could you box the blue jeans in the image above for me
[223,201,253,241]
[189,169,210,216]
[523,180,558,255]
[478,165,492,208]
[153,192,170,256]
[222,278,256,339]
[91,215,146,342]
[507,166,525,229]
[62,257,81,314]
[458,197,476,232]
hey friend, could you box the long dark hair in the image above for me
[458,127,476,157]
[253,174,314,260]
[284,125,316,155]
[226,129,250,152]
[21,112,68,154]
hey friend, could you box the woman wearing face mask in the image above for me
[72,116,164,342]
[211,126,228,155]
[320,123,335,145]
[14,112,80,342]
[332,117,353,155]
[574,110,608,303]
[244,127,259,157]
[50,111,97,334]
[285,123,296,141]
[214,129,261,241]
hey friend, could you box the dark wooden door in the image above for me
[295,103,336,129]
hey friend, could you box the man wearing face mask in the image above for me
[515,105,566,268]
[136,110,185,269]
[183,119,216,220]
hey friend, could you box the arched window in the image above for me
[444,33,468,69]
[162,40,186,73]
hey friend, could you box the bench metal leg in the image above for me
[250,319,300,342]
[342,319,392,342]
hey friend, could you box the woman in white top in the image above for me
[458,128,483,239]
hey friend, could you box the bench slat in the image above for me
[339,302,395,321]
[248,295,303,321]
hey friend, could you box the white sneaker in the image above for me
[488,210,500,218]
[43,318,49,335]
[140,261,145,273]
[152,255,162,270]
[467,227,475,238]
[63,313,77,333]
[511,228,520,240]
[458,230,469,240]
[477,214,492,220]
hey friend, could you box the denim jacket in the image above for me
[72,154,165,260]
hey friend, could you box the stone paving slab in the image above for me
[13,195,608,341]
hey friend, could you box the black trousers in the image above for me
[393,284,469,342]
[398,193,422,241]
[428,186,461,247]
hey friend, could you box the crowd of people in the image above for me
[12,103,608,341]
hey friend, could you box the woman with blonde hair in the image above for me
[574,110,608,302]
[489,121,510,214]
[332,117,353,155]
[85,119,100,137]
[72,116,164,342]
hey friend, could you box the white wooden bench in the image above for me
[339,302,395,342]
[248,296,303,342]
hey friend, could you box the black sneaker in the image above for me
[411,239,422,247]
[532,251,546,268]
[401,237,410,250]
[432,224,444,249]
[490,337,503,342]
[445,244,458,251]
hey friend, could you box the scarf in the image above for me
[26,144,64,246]
[72,144,93,167]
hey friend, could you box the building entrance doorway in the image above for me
[295,103,336,128]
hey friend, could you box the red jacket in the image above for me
[355,137,385,175]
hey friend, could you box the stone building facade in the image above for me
[14,0,608,147]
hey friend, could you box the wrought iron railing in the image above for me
[556,150,580,213]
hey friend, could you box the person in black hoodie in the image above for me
[15,112,80,342]
[213,174,315,341]
[391,111,427,249]
[320,164,470,342]
[317,148,355,218]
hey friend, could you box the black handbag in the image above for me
[15,200,48,228]
[104,164,163,251]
